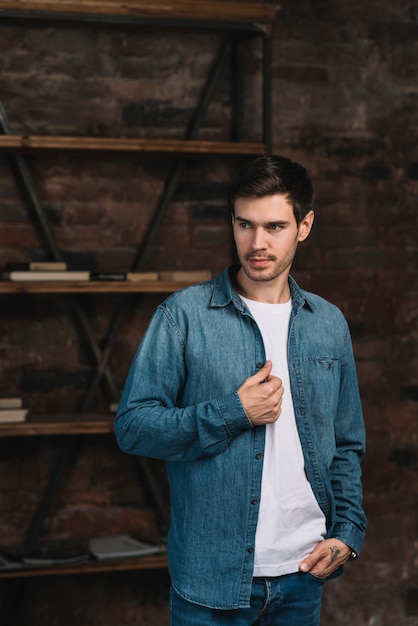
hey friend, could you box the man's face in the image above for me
[232,194,314,285]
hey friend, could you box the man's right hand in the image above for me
[237,360,284,426]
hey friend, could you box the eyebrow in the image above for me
[234,215,290,227]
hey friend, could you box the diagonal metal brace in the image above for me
[0,34,236,546]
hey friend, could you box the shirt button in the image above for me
[256,362,263,369]
[251,499,258,505]
[247,547,254,554]
[255,453,262,459]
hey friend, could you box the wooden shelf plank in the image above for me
[0,135,265,156]
[0,552,168,578]
[0,279,206,293]
[0,413,116,437]
[0,1,278,24]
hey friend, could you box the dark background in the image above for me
[0,1,417,624]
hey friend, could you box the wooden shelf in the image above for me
[0,0,275,606]
[0,279,208,293]
[0,552,167,578]
[0,1,278,25]
[0,135,265,156]
[0,413,116,437]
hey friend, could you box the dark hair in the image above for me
[228,155,314,225]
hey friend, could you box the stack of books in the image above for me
[0,397,28,423]
[0,535,164,570]
[1,262,211,283]
[2,261,90,281]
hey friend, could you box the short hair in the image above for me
[228,155,315,225]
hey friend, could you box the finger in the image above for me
[240,361,273,390]
[298,546,323,573]
[253,360,272,383]
[299,556,314,572]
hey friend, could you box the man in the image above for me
[115,155,366,625]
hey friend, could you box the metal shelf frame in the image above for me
[0,6,275,620]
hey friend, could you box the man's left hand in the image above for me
[298,538,352,578]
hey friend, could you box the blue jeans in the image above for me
[170,572,325,625]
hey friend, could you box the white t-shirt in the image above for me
[240,295,326,577]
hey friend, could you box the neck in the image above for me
[234,268,291,304]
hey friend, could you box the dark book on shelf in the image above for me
[0,550,23,570]
[0,539,92,568]
[90,271,127,281]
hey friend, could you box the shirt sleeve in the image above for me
[328,326,367,555]
[114,305,253,461]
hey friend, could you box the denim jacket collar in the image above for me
[210,265,316,314]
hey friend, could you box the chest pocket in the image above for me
[300,357,341,425]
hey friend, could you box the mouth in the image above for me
[245,254,274,267]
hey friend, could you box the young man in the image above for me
[115,155,366,625]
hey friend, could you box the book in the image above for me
[125,272,159,282]
[22,552,90,566]
[2,270,90,281]
[0,408,28,423]
[0,552,23,570]
[5,261,67,271]
[0,397,23,409]
[1,270,211,283]
[88,535,163,560]
[158,270,212,281]
[90,271,127,281]
[1,540,91,567]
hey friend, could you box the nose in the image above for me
[252,227,267,250]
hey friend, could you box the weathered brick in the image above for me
[0,1,417,624]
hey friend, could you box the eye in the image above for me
[238,221,251,229]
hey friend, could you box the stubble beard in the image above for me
[240,250,295,284]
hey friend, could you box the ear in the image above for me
[231,212,235,226]
[297,210,314,242]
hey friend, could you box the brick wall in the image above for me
[0,1,417,624]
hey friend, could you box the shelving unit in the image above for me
[0,136,265,155]
[0,278,213,293]
[0,0,278,154]
[0,553,168,579]
[0,1,277,619]
[0,413,115,437]
[0,0,277,24]
[0,407,169,581]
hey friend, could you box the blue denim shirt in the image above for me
[115,266,366,609]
